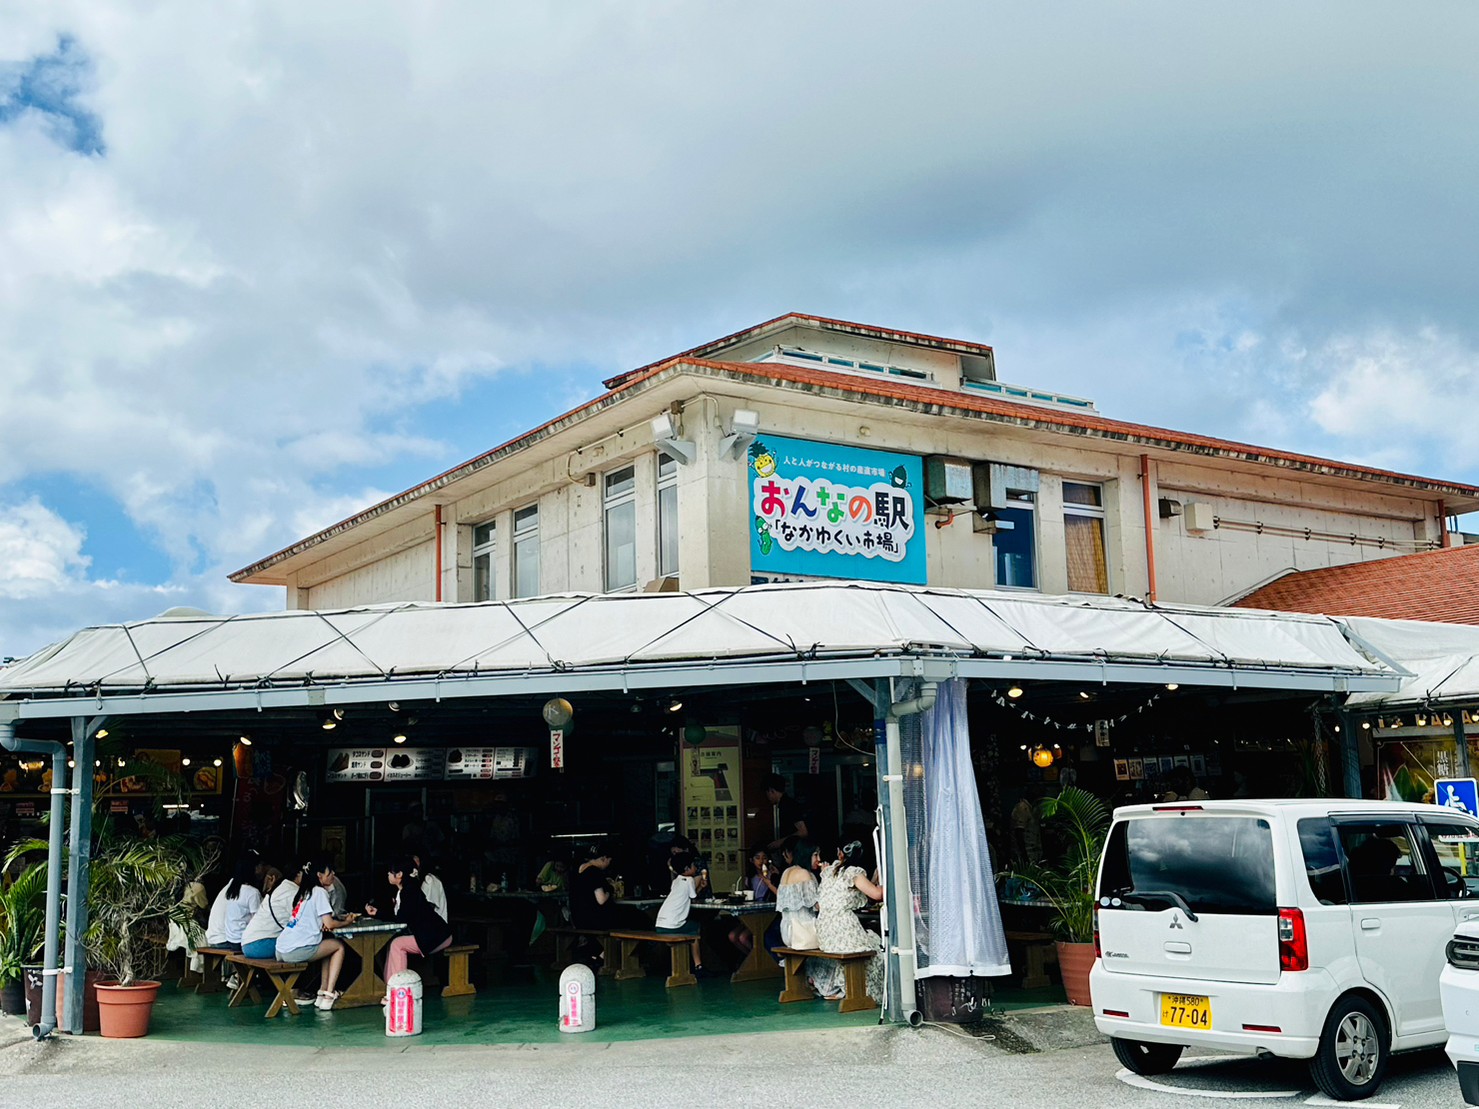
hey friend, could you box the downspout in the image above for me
[434,505,444,601]
[0,720,68,1039]
[1440,500,1452,549]
[1140,454,1158,603]
[883,679,937,1027]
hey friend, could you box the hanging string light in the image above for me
[989,686,1165,733]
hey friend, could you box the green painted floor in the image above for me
[130,972,1062,1047]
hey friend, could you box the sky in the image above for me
[2,2,1479,660]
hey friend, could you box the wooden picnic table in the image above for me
[691,901,781,983]
[333,920,406,1008]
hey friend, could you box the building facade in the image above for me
[232,314,1479,610]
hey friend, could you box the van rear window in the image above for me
[1099,817,1276,915]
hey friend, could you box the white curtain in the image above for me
[904,677,1011,978]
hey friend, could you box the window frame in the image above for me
[471,520,496,603]
[1416,812,1479,900]
[992,491,1038,591]
[603,464,638,592]
[512,503,540,599]
[656,453,679,578]
[1061,480,1109,594]
[1331,816,1438,904]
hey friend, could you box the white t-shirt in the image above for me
[275,886,334,959]
[421,873,448,922]
[241,880,299,947]
[206,883,262,945]
[655,874,697,929]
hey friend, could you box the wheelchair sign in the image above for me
[1436,777,1479,816]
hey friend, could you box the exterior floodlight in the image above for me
[720,409,760,460]
[650,413,695,466]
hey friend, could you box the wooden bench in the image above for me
[1005,930,1057,990]
[192,946,238,995]
[609,930,697,989]
[224,954,307,1018]
[440,943,479,998]
[775,946,876,1014]
[547,927,617,977]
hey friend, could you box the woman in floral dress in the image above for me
[814,841,885,1003]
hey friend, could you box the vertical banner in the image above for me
[748,434,926,584]
[549,729,565,770]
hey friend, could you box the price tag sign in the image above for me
[550,728,565,770]
[807,746,821,774]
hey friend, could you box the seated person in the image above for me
[537,858,569,892]
[1348,836,1410,903]
[655,852,707,974]
[275,859,359,1010]
[407,846,448,923]
[365,855,452,1004]
[241,863,302,959]
[205,854,263,953]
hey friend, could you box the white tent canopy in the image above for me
[1343,617,1479,708]
[0,583,1402,723]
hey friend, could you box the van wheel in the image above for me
[1111,1037,1184,1075]
[1309,995,1389,1101]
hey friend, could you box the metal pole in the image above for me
[1337,709,1362,799]
[63,720,99,1035]
[0,720,68,1039]
[872,680,904,1023]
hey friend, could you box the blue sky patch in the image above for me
[0,35,104,155]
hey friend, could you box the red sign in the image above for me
[549,729,565,770]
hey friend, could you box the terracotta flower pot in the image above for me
[96,981,162,1039]
[22,967,102,1032]
[1055,941,1096,1007]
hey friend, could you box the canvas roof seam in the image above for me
[685,587,809,657]
[1153,610,1236,667]
[619,592,777,666]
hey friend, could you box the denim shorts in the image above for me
[241,938,277,960]
[277,944,319,964]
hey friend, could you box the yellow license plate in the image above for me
[1160,993,1212,1029]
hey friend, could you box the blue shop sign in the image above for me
[748,434,925,585]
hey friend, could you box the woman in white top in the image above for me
[240,865,301,960]
[274,859,358,1010]
[205,856,263,952]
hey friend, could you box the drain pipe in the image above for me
[0,721,68,1039]
[883,679,937,1028]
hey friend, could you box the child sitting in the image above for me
[654,852,707,973]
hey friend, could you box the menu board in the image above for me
[327,746,535,783]
[680,727,743,892]
[444,746,530,780]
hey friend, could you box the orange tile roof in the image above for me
[1234,545,1479,625]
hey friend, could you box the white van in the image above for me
[1090,799,1479,1101]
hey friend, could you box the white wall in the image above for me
[304,539,437,608]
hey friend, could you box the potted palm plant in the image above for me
[0,862,45,1016]
[1014,786,1110,1006]
[88,833,211,1038]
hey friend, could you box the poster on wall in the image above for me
[1378,737,1462,803]
[680,726,744,892]
[748,434,926,584]
[326,746,532,783]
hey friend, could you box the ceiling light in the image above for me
[392,733,408,744]
[117,757,127,768]
[1444,713,1454,727]
[1361,720,1371,730]
[1078,691,1091,701]
[181,757,191,767]
[95,728,109,739]
[666,698,684,713]
[1416,712,1429,727]
[67,759,75,769]
[388,702,401,712]
[238,735,252,746]
[1007,686,1024,699]
[1164,684,1179,692]
[321,714,338,731]
[213,758,223,767]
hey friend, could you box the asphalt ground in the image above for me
[0,1007,1467,1109]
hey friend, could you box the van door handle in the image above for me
[1360,918,1381,931]
[1463,912,1479,921]
[1164,941,1192,954]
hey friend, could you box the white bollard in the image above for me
[386,970,423,1037]
[558,963,596,1034]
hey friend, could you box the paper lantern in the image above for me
[542,698,574,728]
[683,723,708,746]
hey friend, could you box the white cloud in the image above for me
[0,1,1478,655]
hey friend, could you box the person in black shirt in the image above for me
[570,845,615,931]
[765,773,809,851]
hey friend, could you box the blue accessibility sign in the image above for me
[1435,777,1479,816]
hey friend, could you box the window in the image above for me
[604,466,637,591]
[657,454,679,577]
[1098,816,1276,915]
[1336,821,1432,903]
[471,521,496,602]
[1063,482,1108,594]
[1298,817,1348,905]
[993,494,1037,589]
[512,505,540,598]
[1422,818,1479,899]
